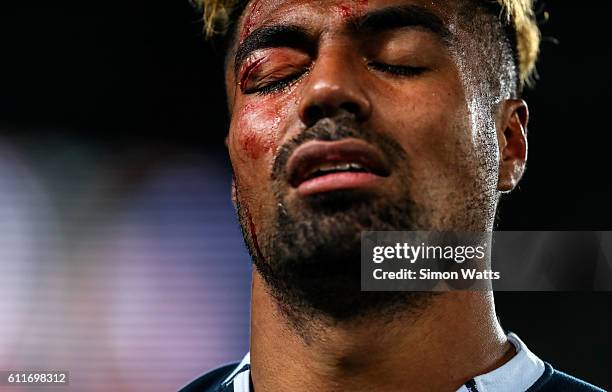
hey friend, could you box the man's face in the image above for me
[224,0,505,320]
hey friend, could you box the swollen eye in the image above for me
[239,57,268,92]
[241,66,308,95]
[238,49,312,93]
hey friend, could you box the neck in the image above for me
[250,272,514,392]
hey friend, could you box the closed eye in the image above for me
[368,62,427,77]
[246,69,309,96]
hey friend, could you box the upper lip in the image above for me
[287,138,391,188]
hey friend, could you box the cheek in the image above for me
[391,89,467,152]
[231,101,283,162]
[381,81,476,179]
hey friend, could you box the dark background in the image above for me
[1,1,610,389]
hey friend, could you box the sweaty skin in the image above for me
[334,0,368,20]
[225,0,529,391]
[240,0,266,40]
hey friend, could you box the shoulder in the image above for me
[178,362,241,392]
[528,363,606,392]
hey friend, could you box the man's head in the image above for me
[197,0,539,324]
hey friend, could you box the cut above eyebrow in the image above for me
[353,5,451,41]
[233,25,313,75]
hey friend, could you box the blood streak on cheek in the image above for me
[237,102,281,161]
[245,202,265,262]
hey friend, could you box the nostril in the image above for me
[303,102,361,126]
[304,106,325,125]
[339,101,360,115]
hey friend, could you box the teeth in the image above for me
[335,163,350,171]
[307,162,367,177]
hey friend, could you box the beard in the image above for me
[235,112,436,328]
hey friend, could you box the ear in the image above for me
[497,99,529,192]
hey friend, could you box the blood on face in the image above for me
[334,0,369,20]
[234,101,282,161]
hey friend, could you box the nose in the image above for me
[298,49,372,127]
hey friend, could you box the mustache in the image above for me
[271,112,407,181]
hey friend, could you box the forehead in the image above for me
[235,0,457,41]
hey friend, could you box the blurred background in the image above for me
[0,1,610,391]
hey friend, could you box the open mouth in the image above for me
[302,162,372,181]
[287,138,391,196]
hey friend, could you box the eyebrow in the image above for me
[233,25,313,75]
[353,5,451,41]
[232,5,451,75]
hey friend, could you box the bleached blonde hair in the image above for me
[193,0,540,88]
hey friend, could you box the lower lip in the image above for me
[296,172,384,196]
